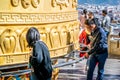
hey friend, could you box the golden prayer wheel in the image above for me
[0,0,79,80]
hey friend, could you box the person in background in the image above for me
[26,27,52,80]
[101,10,111,36]
[79,9,88,34]
[88,11,100,27]
[85,19,108,80]
[79,9,90,71]
[108,10,114,23]
[79,9,89,55]
[86,11,100,68]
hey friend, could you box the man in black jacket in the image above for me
[85,19,108,80]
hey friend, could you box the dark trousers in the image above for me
[87,52,108,80]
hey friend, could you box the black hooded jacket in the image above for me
[30,40,52,80]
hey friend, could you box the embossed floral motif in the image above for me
[0,29,17,54]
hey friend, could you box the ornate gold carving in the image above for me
[72,0,77,8]
[0,53,30,65]
[11,0,40,8]
[52,0,69,9]
[37,27,52,48]
[21,0,30,9]
[59,26,68,46]
[19,28,29,52]
[0,29,17,54]
[50,27,61,48]
[0,12,78,24]
[24,54,29,61]
[31,0,40,8]
[11,0,19,7]
[6,55,13,63]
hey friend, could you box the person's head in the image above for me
[119,32,120,37]
[26,27,40,47]
[83,9,87,15]
[84,19,97,31]
[102,10,107,16]
[88,11,94,19]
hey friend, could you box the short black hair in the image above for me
[26,27,40,47]
[102,10,107,14]
[83,9,87,14]
[85,19,95,26]
[85,18,100,27]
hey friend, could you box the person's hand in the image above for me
[85,53,89,58]
[87,44,91,49]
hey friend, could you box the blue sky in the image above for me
[78,0,120,5]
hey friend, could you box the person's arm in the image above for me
[88,30,107,55]
[102,17,106,27]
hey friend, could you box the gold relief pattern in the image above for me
[52,0,69,9]
[68,24,75,43]
[31,0,40,8]
[38,27,47,43]
[0,29,17,54]
[37,27,52,48]
[11,0,19,7]
[73,22,79,49]
[72,0,77,8]
[24,53,29,61]
[19,28,29,52]
[50,27,61,48]
[21,0,30,9]
[59,26,68,53]
[59,26,68,46]
[11,0,40,8]
[73,22,79,42]
[6,55,14,63]
[0,12,77,24]
[0,53,30,65]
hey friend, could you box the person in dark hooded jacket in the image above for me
[26,27,52,80]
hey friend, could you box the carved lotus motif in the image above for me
[0,29,17,54]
